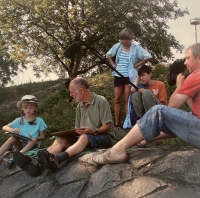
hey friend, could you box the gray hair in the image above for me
[72,77,90,89]
[119,28,134,40]
[186,43,200,57]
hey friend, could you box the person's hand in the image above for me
[28,134,37,143]
[134,63,140,68]
[131,86,136,93]
[75,127,93,135]
[138,88,145,93]
[12,128,20,134]
[176,73,185,88]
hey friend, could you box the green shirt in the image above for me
[75,93,116,145]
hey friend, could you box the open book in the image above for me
[51,129,78,138]
[5,132,31,141]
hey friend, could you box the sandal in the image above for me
[92,149,128,165]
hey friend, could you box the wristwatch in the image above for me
[95,129,98,135]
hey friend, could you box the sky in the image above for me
[167,0,200,58]
[10,0,200,86]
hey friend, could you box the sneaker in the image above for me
[3,157,15,169]
[37,149,59,173]
[13,151,43,177]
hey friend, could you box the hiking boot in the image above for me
[13,151,43,177]
[37,149,59,173]
[3,156,15,169]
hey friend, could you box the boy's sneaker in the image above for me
[13,151,43,177]
[3,157,15,169]
[37,149,60,173]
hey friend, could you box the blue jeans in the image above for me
[137,105,200,148]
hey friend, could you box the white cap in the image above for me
[17,95,39,108]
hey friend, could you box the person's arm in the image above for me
[131,74,139,93]
[134,58,151,69]
[168,73,190,108]
[186,98,192,109]
[2,123,20,133]
[94,122,111,134]
[76,122,111,135]
[158,82,167,105]
[36,130,45,141]
[108,57,116,68]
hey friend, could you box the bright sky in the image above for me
[167,0,200,58]
[10,0,200,86]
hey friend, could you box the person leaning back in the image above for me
[93,43,200,165]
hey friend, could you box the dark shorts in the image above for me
[87,134,111,148]
[114,76,130,87]
[67,134,111,149]
[21,140,39,149]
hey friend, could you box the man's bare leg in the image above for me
[138,132,172,147]
[108,124,144,160]
[47,137,70,155]
[66,134,90,157]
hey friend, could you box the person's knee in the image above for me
[54,137,69,147]
[9,136,20,143]
[78,134,89,145]
[115,97,121,104]
[141,90,152,98]
[149,104,166,114]
[131,92,140,103]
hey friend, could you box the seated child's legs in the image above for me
[0,136,22,156]
[142,90,161,112]
[48,137,72,155]
[131,92,144,118]
[20,139,38,154]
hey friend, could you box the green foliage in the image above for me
[39,88,77,136]
[0,66,191,148]
[0,79,62,104]
[0,56,20,87]
[0,0,188,84]
[0,110,19,127]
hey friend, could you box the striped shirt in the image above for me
[115,50,129,77]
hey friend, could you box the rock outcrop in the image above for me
[1,146,200,198]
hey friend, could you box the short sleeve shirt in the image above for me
[75,93,115,143]
[10,117,47,138]
[177,70,200,118]
[148,80,168,105]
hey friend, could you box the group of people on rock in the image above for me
[0,28,200,177]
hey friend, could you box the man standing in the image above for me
[14,77,116,175]
[93,43,200,165]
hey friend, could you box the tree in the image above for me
[0,0,188,80]
[0,33,25,87]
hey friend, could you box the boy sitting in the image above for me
[131,65,167,119]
